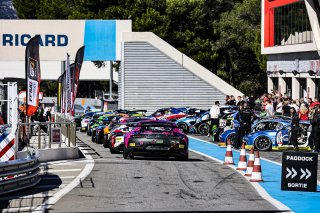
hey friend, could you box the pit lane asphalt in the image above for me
[50,132,278,212]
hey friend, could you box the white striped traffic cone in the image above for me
[224,139,234,165]
[236,143,247,170]
[250,150,263,182]
[245,148,255,176]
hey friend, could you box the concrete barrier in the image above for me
[17,147,79,162]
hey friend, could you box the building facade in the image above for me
[262,0,320,100]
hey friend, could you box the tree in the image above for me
[13,0,267,96]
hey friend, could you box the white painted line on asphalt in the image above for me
[35,184,66,189]
[43,168,82,173]
[33,145,95,213]
[41,176,76,180]
[189,148,292,212]
[41,159,93,165]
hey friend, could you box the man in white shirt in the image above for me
[265,100,275,116]
[208,101,220,138]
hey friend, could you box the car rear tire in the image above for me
[103,139,109,148]
[254,136,272,151]
[198,122,209,135]
[176,153,188,161]
[177,122,189,134]
[123,152,128,159]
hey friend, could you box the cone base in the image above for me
[250,179,263,182]
[236,168,247,170]
[223,162,234,165]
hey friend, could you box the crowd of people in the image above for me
[211,91,320,153]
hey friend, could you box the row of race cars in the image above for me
[75,106,311,160]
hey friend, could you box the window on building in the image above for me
[274,1,312,46]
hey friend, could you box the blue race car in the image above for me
[243,119,290,151]
[175,110,209,134]
[275,120,311,150]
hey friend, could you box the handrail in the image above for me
[0,154,41,196]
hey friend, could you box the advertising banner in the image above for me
[0,20,131,61]
[72,46,85,116]
[26,35,41,116]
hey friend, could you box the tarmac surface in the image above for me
[51,132,278,212]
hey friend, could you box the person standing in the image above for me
[289,107,300,151]
[234,103,254,149]
[275,98,283,115]
[265,100,275,117]
[299,105,309,121]
[282,100,291,116]
[208,101,220,138]
[309,105,320,152]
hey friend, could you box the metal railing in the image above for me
[17,120,76,151]
[0,152,41,196]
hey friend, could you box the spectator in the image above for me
[229,95,236,105]
[265,100,275,116]
[236,96,242,106]
[275,98,283,115]
[282,100,291,116]
[208,101,220,138]
[225,95,231,105]
[290,107,300,152]
[307,98,313,108]
[299,105,309,120]
[291,100,299,113]
[310,97,320,108]
[46,107,52,122]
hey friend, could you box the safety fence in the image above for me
[17,119,77,150]
[0,154,41,196]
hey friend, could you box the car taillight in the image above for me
[84,120,89,123]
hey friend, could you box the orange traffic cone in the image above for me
[245,148,255,176]
[224,139,234,165]
[250,150,263,182]
[236,143,247,170]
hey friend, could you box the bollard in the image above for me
[38,125,41,149]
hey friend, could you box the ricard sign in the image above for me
[0,20,131,61]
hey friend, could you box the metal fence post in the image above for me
[48,124,52,148]
[38,125,41,149]
[67,124,70,147]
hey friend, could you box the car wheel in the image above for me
[254,136,272,151]
[226,133,236,145]
[177,122,189,134]
[110,146,116,154]
[103,139,109,148]
[123,152,128,159]
[176,153,189,161]
[198,122,209,135]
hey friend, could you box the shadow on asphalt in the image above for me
[0,174,62,211]
[130,157,204,162]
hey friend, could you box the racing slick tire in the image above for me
[176,153,189,161]
[198,122,209,135]
[254,136,272,151]
[103,139,109,148]
[123,152,128,159]
[226,133,236,146]
[177,122,189,134]
[110,146,117,154]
